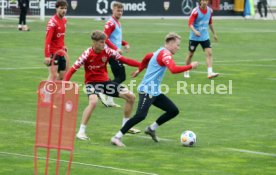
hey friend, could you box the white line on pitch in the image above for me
[266,78,276,80]
[130,135,173,142]
[0,67,46,70]
[0,118,36,125]
[175,58,276,65]
[7,118,173,142]
[12,120,36,125]
[213,58,276,63]
[0,151,158,175]
[179,70,233,75]
[215,64,276,67]
[225,148,276,157]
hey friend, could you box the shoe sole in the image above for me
[107,105,121,108]
[144,131,159,142]
[76,136,90,141]
[111,138,126,147]
[208,74,219,79]
[97,94,109,107]
[127,130,141,134]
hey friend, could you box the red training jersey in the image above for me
[104,16,128,50]
[44,14,67,58]
[139,50,192,73]
[65,46,140,83]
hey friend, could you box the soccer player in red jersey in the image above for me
[44,0,68,81]
[64,30,141,141]
[102,1,130,108]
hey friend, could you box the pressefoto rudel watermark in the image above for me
[43,80,233,95]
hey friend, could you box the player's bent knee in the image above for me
[119,90,135,103]
[133,113,147,122]
[126,93,136,103]
[88,95,98,106]
[169,107,179,117]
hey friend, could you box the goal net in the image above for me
[0,0,45,21]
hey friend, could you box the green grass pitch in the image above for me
[0,18,275,175]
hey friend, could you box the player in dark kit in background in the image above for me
[64,30,141,141]
[111,32,199,147]
[257,0,268,19]
[102,1,130,108]
[18,0,30,31]
[44,0,68,81]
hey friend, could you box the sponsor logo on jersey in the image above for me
[102,57,107,63]
[57,33,65,38]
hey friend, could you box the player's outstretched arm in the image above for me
[64,67,77,81]
[165,58,199,74]
[131,52,154,78]
[117,56,140,67]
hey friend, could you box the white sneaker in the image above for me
[106,102,121,108]
[208,72,219,79]
[76,133,90,141]
[111,137,126,147]
[106,97,121,107]
[127,128,141,134]
[184,71,190,78]
[97,93,109,107]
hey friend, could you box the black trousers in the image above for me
[120,93,179,134]
[19,6,28,25]
[257,1,267,17]
[109,58,126,84]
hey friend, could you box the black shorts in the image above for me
[85,81,126,97]
[47,54,66,72]
[188,39,211,52]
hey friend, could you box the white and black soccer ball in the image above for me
[180,130,196,146]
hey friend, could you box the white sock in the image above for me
[78,124,86,134]
[150,122,159,131]
[208,67,213,75]
[184,71,190,75]
[122,117,129,126]
[107,96,113,103]
[115,131,123,139]
[18,25,22,28]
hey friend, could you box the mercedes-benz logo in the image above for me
[96,0,109,14]
[181,0,193,15]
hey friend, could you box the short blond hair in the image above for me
[91,30,107,41]
[165,32,181,43]
[112,1,123,9]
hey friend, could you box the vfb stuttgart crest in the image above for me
[102,57,107,63]
[163,1,170,11]
[71,0,78,10]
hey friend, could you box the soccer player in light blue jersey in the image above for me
[101,1,131,108]
[184,0,219,79]
[111,32,199,147]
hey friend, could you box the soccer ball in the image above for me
[180,130,196,146]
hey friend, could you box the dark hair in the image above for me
[91,30,107,41]
[165,32,181,43]
[56,0,68,8]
